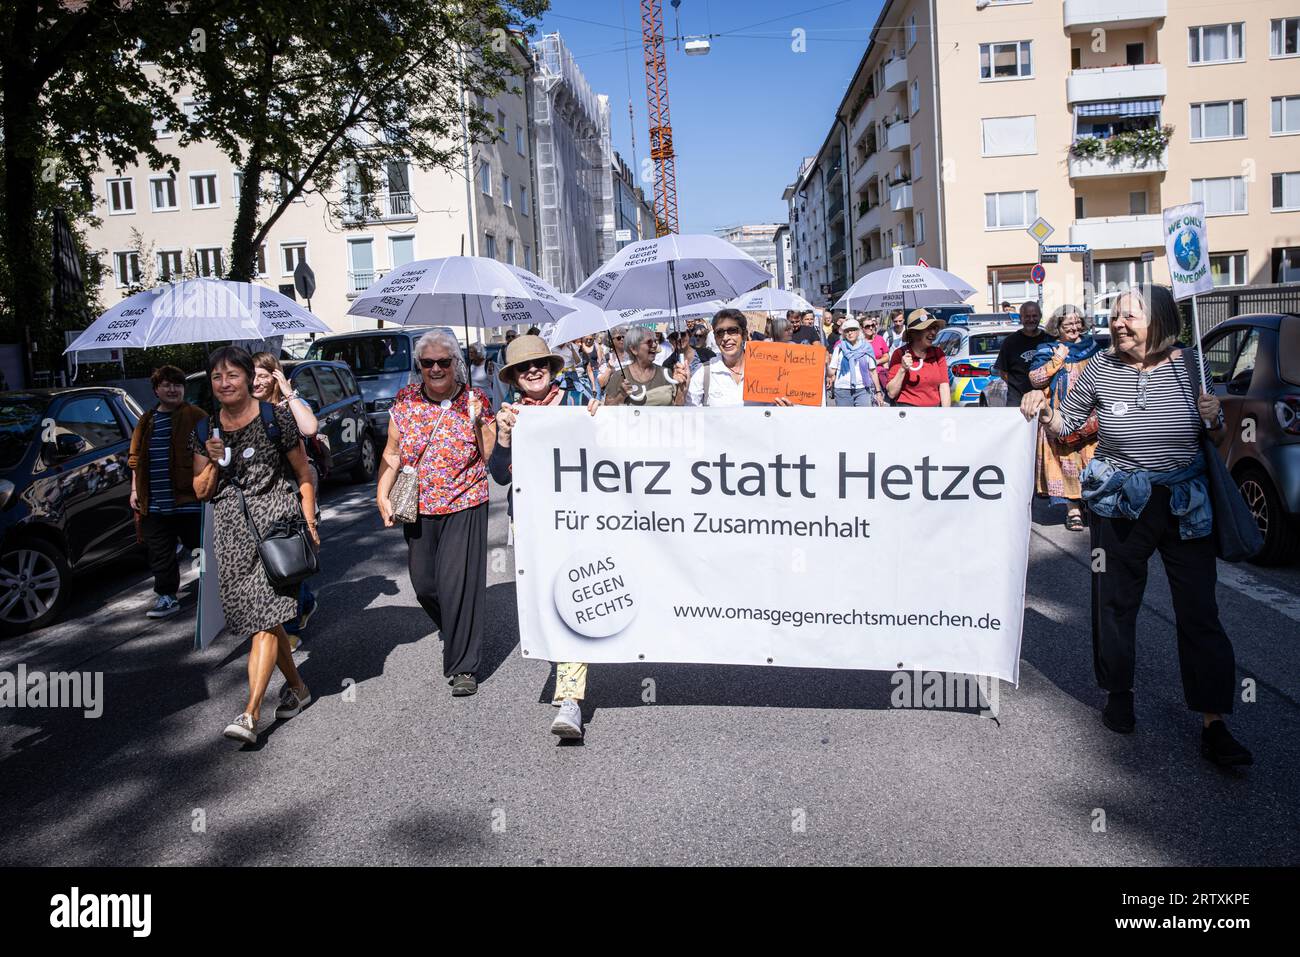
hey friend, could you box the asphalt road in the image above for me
[1,470,1298,866]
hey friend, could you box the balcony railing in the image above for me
[1068,145,1168,180]
[343,191,416,222]
[1069,214,1163,250]
[883,56,907,92]
[885,119,911,152]
[1063,0,1166,31]
[829,236,846,260]
[827,196,846,222]
[890,182,914,210]
[1066,63,1166,103]
[348,270,378,294]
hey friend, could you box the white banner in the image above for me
[1163,202,1214,301]
[512,408,1035,682]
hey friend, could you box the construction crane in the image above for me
[641,0,679,236]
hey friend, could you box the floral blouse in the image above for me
[389,383,494,515]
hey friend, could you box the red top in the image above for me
[886,346,948,407]
[389,383,495,515]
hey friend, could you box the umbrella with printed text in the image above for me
[725,287,814,314]
[831,264,976,313]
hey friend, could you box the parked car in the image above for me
[1201,313,1300,564]
[186,359,377,483]
[932,320,1024,406]
[304,326,459,439]
[0,387,144,634]
[980,331,1111,408]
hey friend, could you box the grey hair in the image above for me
[769,317,791,340]
[1045,304,1093,337]
[623,325,656,354]
[414,329,468,384]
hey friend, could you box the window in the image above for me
[911,144,922,179]
[314,367,347,406]
[913,210,924,245]
[985,266,1035,305]
[1075,196,1086,219]
[984,190,1037,229]
[516,124,526,156]
[281,242,307,275]
[503,173,512,207]
[347,238,374,292]
[1129,191,1148,215]
[156,250,182,282]
[1191,176,1248,215]
[279,171,304,203]
[1190,100,1246,141]
[1274,172,1300,211]
[1071,47,1081,70]
[1229,329,1259,385]
[906,14,917,49]
[484,233,497,259]
[190,173,219,208]
[496,109,506,136]
[152,114,171,139]
[979,41,1033,80]
[909,79,920,115]
[112,251,140,287]
[54,397,124,452]
[1125,42,1145,66]
[1188,23,1244,64]
[180,98,198,123]
[981,115,1037,156]
[1209,252,1248,286]
[1272,95,1300,135]
[149,175,178,211]
[1205,328,1246,382]
[293,369,323,407]
[479,161,492,196]
[196,248,223,277]
[390,235,415,268]
[507,238,516,265]
[1271,17,1299,58]
[524,244,533,271]
[520,183,529,214]
[254,243,267,276]
[106,177,134,214]
[233,171,244,202]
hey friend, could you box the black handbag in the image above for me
[233,483,320,588]
[1181,350,1264,563]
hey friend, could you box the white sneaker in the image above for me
[222,712,257,744]
[146,594,182,619]
[550,699,584,739]
[274,683,311,719]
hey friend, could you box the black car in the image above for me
[0,387,144,634]
[185,360,377,484]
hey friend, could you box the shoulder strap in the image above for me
[196,415,211,444]
[259,401,280,441]
[702,360,711,406]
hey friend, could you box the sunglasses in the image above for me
[419,357,454,370]
[613,335,625,341]
[1136,370,1150,411]
[516,358,552,373]
[714,326,743,338]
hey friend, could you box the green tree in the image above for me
[181,0,546,282]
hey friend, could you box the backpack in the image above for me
[196,401,285,449]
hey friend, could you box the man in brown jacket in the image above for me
[128,366,207,619]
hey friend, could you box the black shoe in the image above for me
[1102,691,1135,733]
[1201,720,1253,767]
[450,673,477,697]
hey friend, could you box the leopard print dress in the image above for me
[190,405,303,637]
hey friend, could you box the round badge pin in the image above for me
[552,549,638,638]
[242,446,255,459]
[1111,400,1128,416]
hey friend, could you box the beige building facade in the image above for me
[85,43,539,341]
[798,0,1300,312]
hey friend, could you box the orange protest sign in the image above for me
[742,341,826,406]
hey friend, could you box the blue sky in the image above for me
[535,0,884,235]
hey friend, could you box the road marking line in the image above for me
[1215,563,1300,625]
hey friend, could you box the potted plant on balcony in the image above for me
[1069,136,1105,160]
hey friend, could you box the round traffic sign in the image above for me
[1030,264,1046,285]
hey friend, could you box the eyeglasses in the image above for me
[419,357,454,370]
[517,358,551,373]
[612,335,625,341]
[1136,370,1150,410]
[714,326,743,339]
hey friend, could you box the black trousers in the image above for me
[404,503,488,678]
[141,510,202,596]
[1089,486,1235,713]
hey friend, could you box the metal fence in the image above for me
[1187,283,1300,334]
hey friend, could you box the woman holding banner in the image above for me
[1020,286,1251,767]
[604,327,688,407]
[488,334,599,738]
[825,317,881,407]
[884,310,951,408]
[1027,305,1101,531]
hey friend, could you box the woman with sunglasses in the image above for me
[682,309,793,407]
[604,326,688,407]
[596,326,632,396]
[487,335,600,738]
[1021,286,1250,767]
[377,330,496,698]
[884,309,951,407]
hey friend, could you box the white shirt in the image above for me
[828,342,877,391]
[685,356,752,407]
[656,343,674,364]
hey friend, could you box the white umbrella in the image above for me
[832,265,976,312]
[543,299,616,349]
[726,287,814,314]
[627,298,725,324]
[572,234,771,330]
[346,257,576,336]
[64,279,331,353]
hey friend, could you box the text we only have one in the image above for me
[550,449,1007,501]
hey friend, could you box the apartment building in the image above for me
[86,39,539,339]
[793,0,1300,311]
[714,224,785,284]
[610,150,657,253]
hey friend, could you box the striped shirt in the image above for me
[1058,349,1208,472]
[147,411,201,514]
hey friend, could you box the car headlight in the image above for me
[369,398,394,414]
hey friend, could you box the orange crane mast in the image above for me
[640,0,679,236]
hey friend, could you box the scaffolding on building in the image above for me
[532,33,613,293]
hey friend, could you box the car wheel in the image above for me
[0,540,70,636]
[1237,466,1299,565]
[350,433,378,483]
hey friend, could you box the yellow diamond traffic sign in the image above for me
[1026,217,1055,244]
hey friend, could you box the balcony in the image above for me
[889,182,914,210]
[829,235,846,261]
[851,158,874,191]
[1063,0,1166,31]
[1069,214,1163,251]
[343,191,416,223]
[892,244,918,266]
[827,195,846,223]
[1068,146,1168,180]
[883,57,907,92]
[1067,64,1166,104]
[851,102,875,143]
[347,269,381,296]
[885,119,911,152]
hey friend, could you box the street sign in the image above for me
[1026,217,1055,244]
[1030,264,1046,285]
[1141,250,1156,263]
[1041,243,1087,254]
[1040,254,1059,264]
[615,228,633,242]
[916,257,929,268]
[293,260,317,301]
